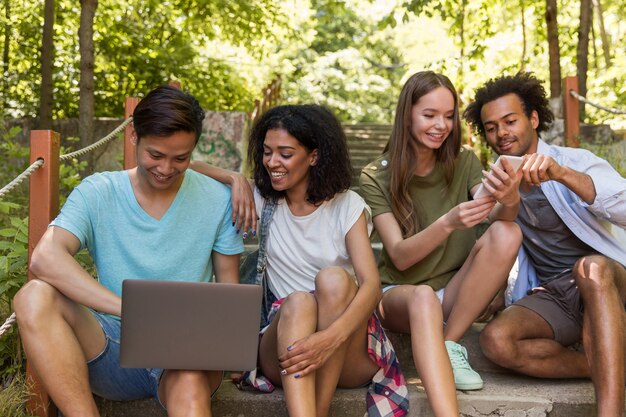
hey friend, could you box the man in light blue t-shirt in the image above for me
[14,86,244,417]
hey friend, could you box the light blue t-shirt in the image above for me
[51,170,244,298]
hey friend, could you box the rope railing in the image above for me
[569,90,626,115]
[0,159,45,200]
[0,117,133,338]
[60,117,133,161]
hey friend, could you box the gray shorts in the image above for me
[514,273,583,346]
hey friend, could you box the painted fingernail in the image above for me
[252,230,257,236]
[232,222,235,226]
[242,232,248,239]
[287,345,292,351]
[280,369,287,376]
[294,374,301,379]
[236,229,240,234]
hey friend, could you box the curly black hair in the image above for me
[248,104,352,204]
[464,71,554,138]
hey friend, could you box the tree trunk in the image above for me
[545,0,561,98]
[2,0,10,114]
[520,0,527,70]
[594,0,611,68]
[38,0,55,129]
[577,0,592,119]
[458,0,466,91]
[79,0,98,167]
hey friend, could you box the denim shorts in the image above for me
[88,311,164,403]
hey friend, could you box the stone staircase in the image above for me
[91,325,601,417]
[343,123,391,188]
[87,124,605,416]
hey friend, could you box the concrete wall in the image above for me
[4,111,248,174]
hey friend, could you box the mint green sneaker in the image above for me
[445,341,483,390]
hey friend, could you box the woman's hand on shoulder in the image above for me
[443,198,495,231]
[229,173,257,237]
[277,329,342,378]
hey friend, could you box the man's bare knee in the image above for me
[574,255,620,293]
[480,320,516,366]
[14,279,62,328]
[161,370,217,410]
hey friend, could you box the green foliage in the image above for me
[0,0,288,119]
[0,127,93,388]
[282,0,405,123]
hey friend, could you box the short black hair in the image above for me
[464,71,554,137]
[248,104,352,204]
[133,86,205,143]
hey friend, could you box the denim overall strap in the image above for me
[255,199,277,328]
[255,199,276,286]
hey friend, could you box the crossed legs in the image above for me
[14,279,220,417]
[480,255,626,417]
[258,267,378,417]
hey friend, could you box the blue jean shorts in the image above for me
[88,311,164,403]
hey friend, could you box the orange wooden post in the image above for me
[563,76,580,148]
[124,97,140,169]
[168,80,182,89]
[26,130,60,417]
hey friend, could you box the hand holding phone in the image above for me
[473,155,523,199]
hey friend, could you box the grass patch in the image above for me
[0,373,33,417]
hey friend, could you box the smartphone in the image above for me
[473,155,523,199]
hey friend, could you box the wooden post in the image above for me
[168,80,182,89]
[124,97,140,169]
[563,75,580,148]
[26,130,60,417]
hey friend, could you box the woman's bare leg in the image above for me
[443,221,521,341]
[378,285,458,417]
[313,268,379,417]
[259,291,317,417]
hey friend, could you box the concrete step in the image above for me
[91,325,604,417]
[94,373,598,417]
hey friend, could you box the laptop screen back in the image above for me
[120,280,262,371]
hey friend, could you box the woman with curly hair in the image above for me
[192,104,408,417]
[359,71,522,416]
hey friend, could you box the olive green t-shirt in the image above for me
[359,147,484,290]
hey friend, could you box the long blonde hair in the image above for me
[387,71,461,237]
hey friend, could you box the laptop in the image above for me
[120,279,262,371]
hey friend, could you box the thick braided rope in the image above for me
[0,312,16,338]
[569,90,626,115]
[0,159,44,200]
[0,117,133,201]
[60,117,133,161]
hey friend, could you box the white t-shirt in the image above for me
[254,189,372,299]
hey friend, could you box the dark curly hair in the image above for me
[464,71,554,138]
[133,85,205,144]
[248,104,352,204]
